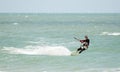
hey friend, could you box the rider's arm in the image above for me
[80,40,86,43]
[74,37,80,41]
[74,37,86,43]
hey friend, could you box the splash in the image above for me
[2,46,71,56]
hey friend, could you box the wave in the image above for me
[2,46,71,56]
[100,32,120,36]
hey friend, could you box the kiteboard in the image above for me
[71,51,80,56]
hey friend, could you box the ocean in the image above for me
[0,13,120,72]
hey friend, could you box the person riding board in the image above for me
[74,36,90,54]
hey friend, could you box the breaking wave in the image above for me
[2,46,71,56]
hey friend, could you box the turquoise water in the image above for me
[0,13,120,72]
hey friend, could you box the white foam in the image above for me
[100,32,120,36]
[81,68,120,72]
[0,71,5,72]
[2,46,71,56]
[42,71,47,72]
[13,22,19,25]
[25,15,28,18]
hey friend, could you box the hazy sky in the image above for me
[0,0,120,13]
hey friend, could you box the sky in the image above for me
[0,0,120,13]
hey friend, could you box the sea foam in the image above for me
[2,46,71,56]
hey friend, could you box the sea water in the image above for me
[0,13,120,72]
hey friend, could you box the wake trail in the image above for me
[2,46,71,56]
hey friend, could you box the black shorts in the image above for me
[77,47,86,51]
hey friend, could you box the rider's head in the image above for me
[85,35,88,39]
